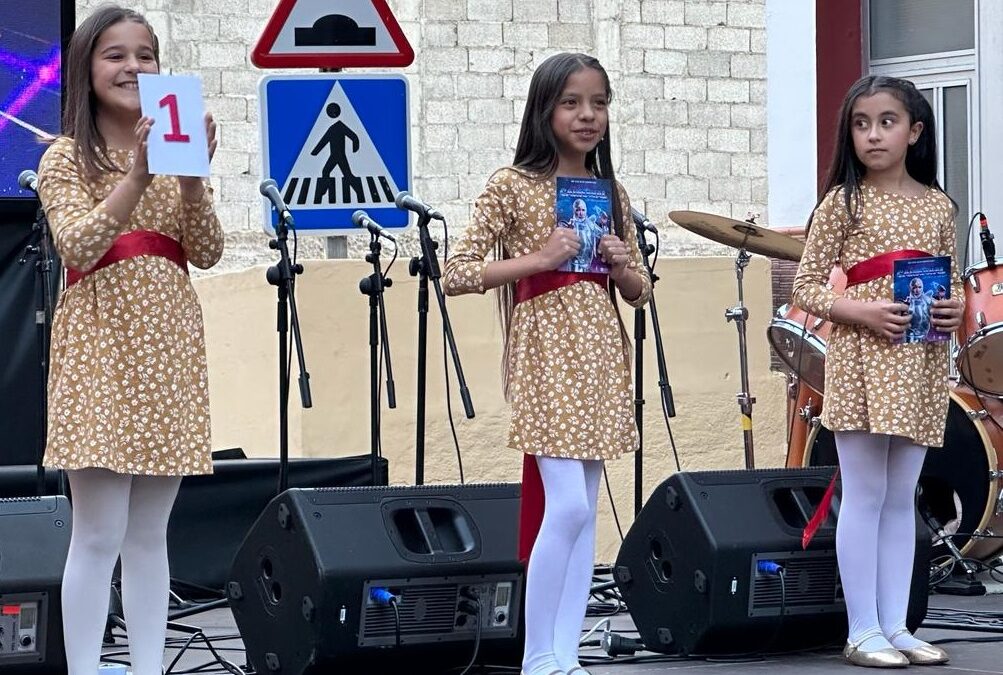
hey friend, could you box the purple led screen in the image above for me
[0,1,63,199]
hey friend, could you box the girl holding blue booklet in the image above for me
[793,76,963,668]
[444,53,650,675]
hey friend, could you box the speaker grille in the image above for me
[750,552,841,615]
[362,584,458,639]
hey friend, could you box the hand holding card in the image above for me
[138,73,210,178]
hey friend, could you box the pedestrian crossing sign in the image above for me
[258,73,411,235]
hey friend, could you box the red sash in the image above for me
[514,270,607,305]
[65,230,188,287]
[514,270,607,562]
[844,249,930,288]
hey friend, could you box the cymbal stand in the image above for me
[724,223,758,469]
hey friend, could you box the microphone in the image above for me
[394,191,444,221]
[259,179,294,226]
[630,207,658,233]
[352,210,396,242]
[18,169,38,193]
[979,213,995,269]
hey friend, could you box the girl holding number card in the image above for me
[444,53,650,675]
[36,5,222,673]
[793,75,963,668]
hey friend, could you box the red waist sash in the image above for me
[66,230,188,287]
[844,249,930,288]
[514,270,607,305]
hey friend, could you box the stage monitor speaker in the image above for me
[0,496,71,673]
[614,468,929,656]
[228,483,524,674]
[168,454,388,592]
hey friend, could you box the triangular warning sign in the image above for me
[251,0,414,69]
[280,82,402,210]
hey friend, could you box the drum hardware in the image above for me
[798,400,818,423]
[723,247,756,469]
[670,210,805,469]
[970,275,979,292]
[977,311,987,328]
[968,408,989,421]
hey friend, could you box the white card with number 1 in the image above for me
[138,73,210,178]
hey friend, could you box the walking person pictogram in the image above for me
[311,102,363,201]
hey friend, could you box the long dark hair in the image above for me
[62,4,160,177]
[496,53,629,396]
[814,75,952,224]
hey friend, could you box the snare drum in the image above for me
[802,384,1003,562]
[957,260,1003,395]
[768,266,847,393]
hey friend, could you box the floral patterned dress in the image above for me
[792,183,962,447]
[37,137,224,475]
[444,168,652,460]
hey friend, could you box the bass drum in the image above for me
[802,385,1003,562]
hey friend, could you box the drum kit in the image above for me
[669,210,1003,568]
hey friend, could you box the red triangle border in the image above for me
[251,0,415,69]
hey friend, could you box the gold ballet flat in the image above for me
[889,629,950,665]
[843,641,910,668]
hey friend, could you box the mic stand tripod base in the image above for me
[936,573,986,596]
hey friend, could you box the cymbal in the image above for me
[668,210,804,262]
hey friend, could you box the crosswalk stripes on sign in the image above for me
[258,74,411,235]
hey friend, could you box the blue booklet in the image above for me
[555,176,612,273]
[893,255,951,344]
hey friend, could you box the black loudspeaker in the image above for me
[0,496,71,672]
[614,468,929,656]
[228,483,525,674]
[168,455,388,591]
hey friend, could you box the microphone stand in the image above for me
[632,226,676,516]
[359,231,396,485]
[408,213,473,484]
[18,201,61,496]
[265,212,312,495]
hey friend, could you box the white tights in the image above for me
[62,468,182,675]
[522,456,602,675]
[834,431,930,652]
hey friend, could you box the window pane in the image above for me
[942,86,969,259]
[919,88,934,110]
[870,0,975,60]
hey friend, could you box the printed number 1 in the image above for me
[159,94,190,143]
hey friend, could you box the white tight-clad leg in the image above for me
[62,469,132,675]
[522,457,599,675]
[834,431,926,652]
[552,460,602,672]
[877,436,928,649]
[119,475,183,675]
[61,469,181,675]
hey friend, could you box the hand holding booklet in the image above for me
[892,255,951,344]
[555,177,612,274]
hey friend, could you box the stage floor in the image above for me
[115,592,1003,674]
